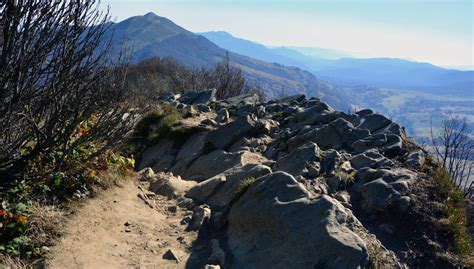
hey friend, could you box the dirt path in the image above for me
[47,179,199,269]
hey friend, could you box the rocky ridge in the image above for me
[136,89,463,269]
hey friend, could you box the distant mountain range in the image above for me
[104,12,350,110]
[201,31,474,96]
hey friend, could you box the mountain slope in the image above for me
[105,13,350,109]
[201,31,473,96]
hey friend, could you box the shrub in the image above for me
[132,104,183,148]
[433,167,472,256]
[0,0,137,182]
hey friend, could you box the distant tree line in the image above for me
[125,52,265,105]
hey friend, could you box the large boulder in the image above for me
[169,132,208,175]
[227,172,370,269]
[354,179,410,214]
[357,113,405,138]
[273,142,321,177]
[351,133,403,155]
[215,94,260,110]
[182,150,266,181]
[352,168,416,214]
[355,167,417,185]
[206,115,262,149]
[137,138,175,171]
[179,89,216,105]
[149,172,197,199]
[286,118,369,151]
[186,164,272,208]
[350,150,394,170]
[286,123,343,150]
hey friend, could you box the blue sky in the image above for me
[101,0,473,68]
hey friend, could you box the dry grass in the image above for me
[0,253,26,269]
[25,204,67,249]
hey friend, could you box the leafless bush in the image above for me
[0,0,137,181]
[125,53,265,103]
[431,116,474,197]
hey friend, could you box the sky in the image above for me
[101,0,474,69]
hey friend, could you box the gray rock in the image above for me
[355,178,410,214]
[404,150,425,168]
[227,171,370,269]
[186,164,272,208]
[320,150,342,176]
[186,172,226,202]
[179,89,216,105]
[182,149,265,181]
[271,94,306,105]
[167,205,177,213]
[204,265,221,269]
[305,98,335,112]
[286,118,369,151]
[216,94,259,110]
[356,167,417,185]
[137,167,155,182]
[355,109,374,116]
[196,104,211,113]
[206,115,262,149]
[389,180,410,193]
[176,197,195,209]
[189,205,211,231]
[151,148,178,172]
[162,249,180,262]
[286,123,343,150]
[169,132,208,175]
[137,138,174,170]
[207,239,225,267]
[149,172,197,199]
[273,142,321,177]
[201,119,217,126]
[357,113,405,138]
[207,164,272,207]
[350,150,394,170]
[215,108,230,123]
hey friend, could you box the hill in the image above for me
[201,31,474,96]
[104,13,350,110]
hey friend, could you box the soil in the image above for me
[46,179,203,269]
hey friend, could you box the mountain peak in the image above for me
[143,12,159,19]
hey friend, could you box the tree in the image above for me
[212,51,246,99]
[431,116,474,197]
[0,0,136,180]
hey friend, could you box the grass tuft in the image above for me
[432,167,472,256]
[132,104,183,146]
[233,177,258,202]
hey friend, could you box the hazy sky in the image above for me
[101,0,473,68]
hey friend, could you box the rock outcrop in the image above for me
[136,90,461,268]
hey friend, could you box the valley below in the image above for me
[339,87,474,140]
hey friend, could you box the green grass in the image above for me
[133,104,182,145]
[233,177,257,202]
[432,167,472,256]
